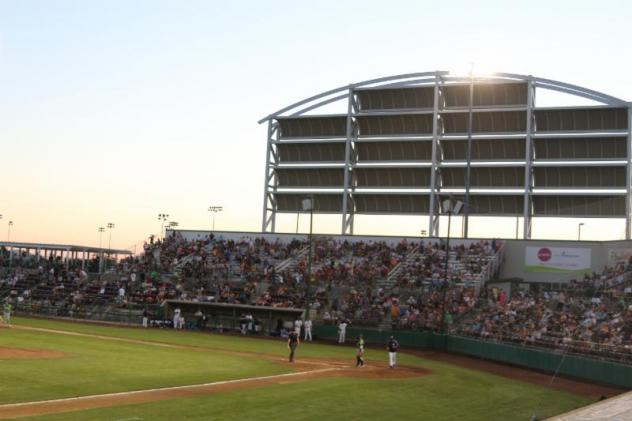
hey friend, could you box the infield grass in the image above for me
[1,317,595,420]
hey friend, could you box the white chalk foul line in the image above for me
[0,367,340,410]
[12,325,339,368]
[13,325,183,349]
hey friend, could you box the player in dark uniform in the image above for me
[387,336,399,369]
[288,329,300,362]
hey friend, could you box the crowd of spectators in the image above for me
[454,260,632,362]
[393,239,501,288]
[1,233,501,336]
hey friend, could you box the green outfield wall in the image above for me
[313,325,632,388]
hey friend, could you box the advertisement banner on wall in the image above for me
[608,249,632,266]
[525,247,591,273]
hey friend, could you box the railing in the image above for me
[13,301,283,334]
[384,245,421,284]
[14,301,154,325]
[453,329,632,365]
[475,243,505,292]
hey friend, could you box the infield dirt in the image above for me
[0,346,64,360]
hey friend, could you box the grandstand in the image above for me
[7,228,632,364]
[258,72,632,240]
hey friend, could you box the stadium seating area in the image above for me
[8,233,632,363]
[454,260,632,362]
[0,234,500,321]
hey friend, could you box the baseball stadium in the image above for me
[3,71,632,420]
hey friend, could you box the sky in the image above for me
[1,0,632,251]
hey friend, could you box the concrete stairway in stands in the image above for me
[379,245,421,290]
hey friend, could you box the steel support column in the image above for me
[428,73,442,236]
[341,86,355,235]
[463,75,474,238]
[261,121,277,232]
[626,105,632,239]
[522,79,535,239]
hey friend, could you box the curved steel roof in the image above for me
[258,71,629,124]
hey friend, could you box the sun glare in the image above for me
[449,62,499,79]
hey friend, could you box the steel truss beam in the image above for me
[341,87,355,235]
[428,72,442,237]
[260,72,631,237]
[627,106,632,240]
[523,80,536,239]
[261,121,278,232]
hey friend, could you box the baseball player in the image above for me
[303,318,313,341]
[3,301,12,325]
[355,334,365,367]
[338,319,348,344]
[294,318,303,337]
[387,335,399,369]
[288,329,300,362]
[173,307,181,329]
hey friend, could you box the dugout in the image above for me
[161,300,304,334]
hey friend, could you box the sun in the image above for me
[448,62,500,79]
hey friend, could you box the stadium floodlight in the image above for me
[97,227,105,273]
[106,223,115,271]
[98,227,105,247]
[7,220,14,268]
[301,198,313,212]
[7,220,13,243]
[158,213,169,239]
[208,206,223,231]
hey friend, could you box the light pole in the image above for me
[578,223,585,241]
[7,221,14,268]
[98,227,105,273]
[157,213,169,239]
[208,206,223,231]
[440,198,463,335]
[7,220,13,242]
[106,223,115,270]
[98,227,105,248]
[301,197,314,319]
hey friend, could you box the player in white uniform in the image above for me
[338,320,348,344]
[173,307,181,329]
[294,318,303,337]
[303,319,313,341]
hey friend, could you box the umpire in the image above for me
[387,335,399,369]
[288,329,300,362]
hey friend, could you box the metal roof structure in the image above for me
[259,72,632,239]
[0,241,132,255]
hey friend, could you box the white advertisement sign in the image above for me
[608,249,632,266]
[525,247,591,273]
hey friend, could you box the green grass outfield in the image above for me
[0,317,593,420]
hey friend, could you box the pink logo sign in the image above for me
[537,248,552,262]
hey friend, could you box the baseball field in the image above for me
[0,317,620,420]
